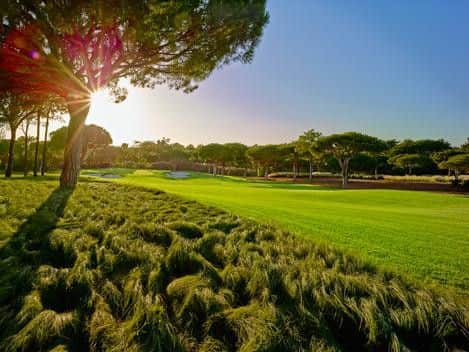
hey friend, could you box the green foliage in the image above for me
[48,127,68,152]
[4,1,269,96]
[389,153,434,174]
[222,143,249,169]
[198,143,226,164]
[317,132,388,186]
[431,148,460,164]
[439,154,469,173]
[0,179,467,351]
[296,129,323,171]
[390,139,451,156]
[318,132,388,159]
[386,139,452,176]
[247,145,281,166]
[48,124,112,158]
[246,144,283,176]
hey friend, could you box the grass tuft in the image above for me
[169,221,204,239]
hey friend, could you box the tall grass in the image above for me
[0,180,467,351]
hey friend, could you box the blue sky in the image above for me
[88,0,469,146]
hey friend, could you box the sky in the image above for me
[83,0,469,147]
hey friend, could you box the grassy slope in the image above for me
[97,169,469,290]
[0,178,468,351]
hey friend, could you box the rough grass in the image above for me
[95,169,469,290]
[0,178,468,351]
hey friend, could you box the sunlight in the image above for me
[90,89,110,109]
[87,89,115,130]
[86,84,152,144]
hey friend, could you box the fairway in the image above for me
[96,169,469,290]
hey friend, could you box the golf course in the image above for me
[85,169,469,291]
[1,176,468,351]
[2,1,469,350]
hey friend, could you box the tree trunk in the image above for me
[244,167,247,178]
[23,120,30,177]
[342,163,348,188]
[41,113,50,176]
[60,100,90,188]
[33,113,41,176]
[339,158,350,188]
[5,127,16,178]
[264,166,269,179]
[309,157,313,182]
[374,166,378,180]
[294,155,299,180]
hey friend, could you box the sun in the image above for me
[87,89,114,127]
[90,89,110,108]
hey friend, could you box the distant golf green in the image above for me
[86,169,469,290]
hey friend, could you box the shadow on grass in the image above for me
[2,174,103,184]
[1,174,60,182]
[0,187,74,345]
[0,185,73,266]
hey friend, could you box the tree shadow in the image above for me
[0,187,74,342]
[1,174,59,182]
[7,186,72,244]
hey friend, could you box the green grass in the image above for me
[0,178,468,351]
[84,169,469,290]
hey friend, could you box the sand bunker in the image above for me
[101,174,122,179]
[166,171,190,179]
[87,173,122,179]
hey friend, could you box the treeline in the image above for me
[0,123,112,177]
[1,123,469,187]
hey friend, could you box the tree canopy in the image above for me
[439,154,469,181]
[247,144,281,177]
[389,139,450,156]
[318,132,387,187]
[1,0,269,98]
[296,129,322,179]
[389,153,433,175]
[1,0,269,186]
[48,124,113,166]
